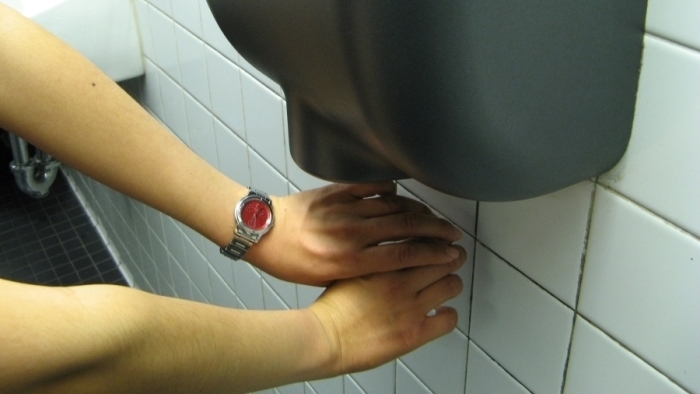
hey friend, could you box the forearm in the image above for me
[0,279,332,394]
[0,4,245,247]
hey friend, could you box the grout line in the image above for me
[468,340,535,394]
[644,31,700,55]
[475,239,574,311]
[462,200,480,389]
[574,314,692,393]
[595,182,700,241]
[396,360,434,393]
[559,182,599,392]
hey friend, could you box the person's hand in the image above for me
[245,182,463,286]
[307,246,466,375]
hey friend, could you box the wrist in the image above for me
[298,307,339,380]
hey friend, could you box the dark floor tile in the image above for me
[72,256,94,271]
[53,262,76,277]
[35,268,58,283]
[0,160,124,288]
[58,271,81,286]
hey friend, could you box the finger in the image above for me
[344,182,396,199]
[363,212,462,244]
[416,274,464,313]
[419,306,458,343]
[354,195,434,218]
[400,247,466,290]
[356,243,465,275]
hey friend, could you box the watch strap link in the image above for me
[220,232,253,260]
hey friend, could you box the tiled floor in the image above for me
[0,138,127,287]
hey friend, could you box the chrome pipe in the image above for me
[7,133,60,198]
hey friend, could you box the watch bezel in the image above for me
[234,194,274,239]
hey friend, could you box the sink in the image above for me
[2,0,143,82]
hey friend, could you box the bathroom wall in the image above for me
[65,0,699,392]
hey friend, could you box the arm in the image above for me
[0,251,464,393]
[0,4,461,282]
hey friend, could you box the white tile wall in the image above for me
[175,25,211,108]
[578,188,700,392]
[344,376,366,394]
[598,35,700,238]
[478,181,595,307]
[465,342,530,394]
[564,317,687,394]
[646,0,700,51]
[396,361,432,394]
[470,244,573,394]
[64,0,699,392]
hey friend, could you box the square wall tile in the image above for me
[275,382,304,394]
[466,341,529,394]
[134,0,155,60]
[599,35,700,238]
[142,60,164,120]
[209,265,238,309]
[148,5,180,82]
[344,376,366,394]
[470,244,573,394]
[241,72,287,174]
[261,272,298,309]
[564,317,687,394]
[249,149,289,197]
[213,118,250,185]
[199,0,239,62]
[233,262,264,310]
[183,92,218,167]
[262,281,289,311]
[169,255,192,299]
[171,0,203,37]
[396,361,431,394]
[147,0,171,16]
[203,239,235,290]
[157,70,189,144]
[182,236,212,301]
[206,47,246,139]
[578,188,700,393]
[175,26,211,108]
[239,55,283,96]
[307,376,343,394]
[478,181,595,307]
[351,361,395,394]
[400,329,469,394]
[398,179,477,236]
[646,0,700,51]
[162,217,187,266]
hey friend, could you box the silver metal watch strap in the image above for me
[220,233,254,260]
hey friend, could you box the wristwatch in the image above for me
[220,187,274,260]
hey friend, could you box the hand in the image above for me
[308,246,467,375]
[245,182,463,286]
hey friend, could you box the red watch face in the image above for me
[240,199,271,231]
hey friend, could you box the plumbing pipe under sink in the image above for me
[8,133,61,198]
